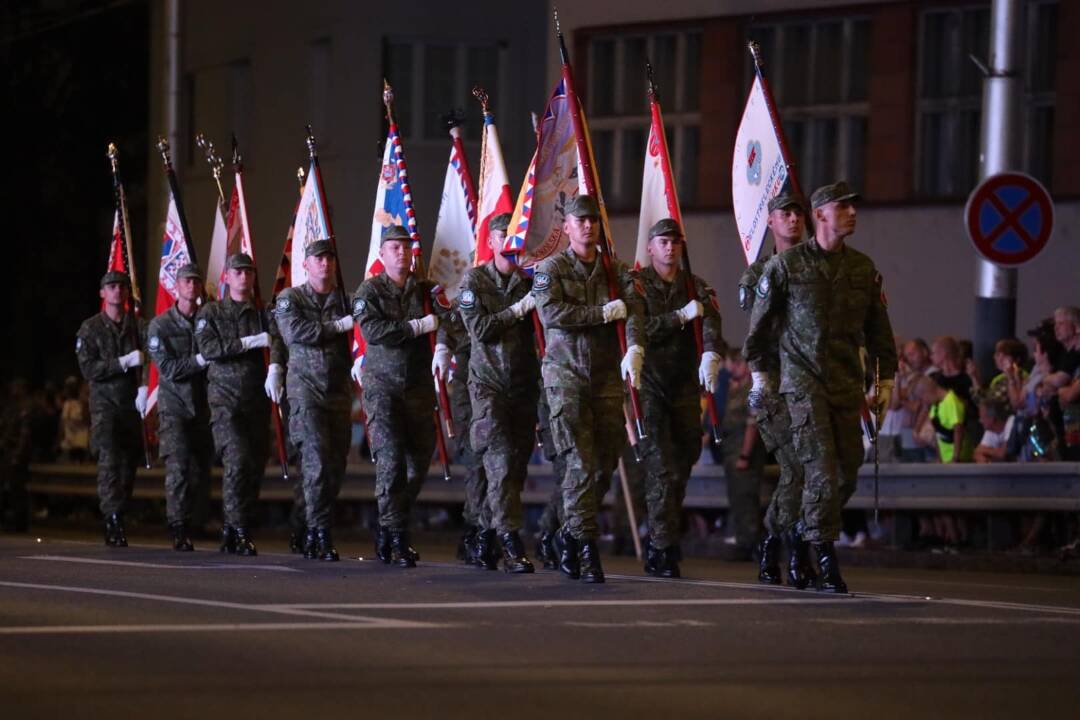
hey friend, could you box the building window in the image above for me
[746,17,871,197]
[916,1,1057,197]
[382,39,507,142]
[584,29,702,210]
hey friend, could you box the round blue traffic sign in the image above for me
[965,172,1054,267]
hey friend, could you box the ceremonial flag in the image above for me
[732,73,790,265]
[428,124,477,299]
[475,109,514,266]
[106,210,126,273]
[505,78,584,268]
[290,160,331,288]
[635,95,683,269]
[206,201,228,299]
[147,191,194,412]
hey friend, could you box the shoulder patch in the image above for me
[459,288,476,309]
[196,318,208,333]
[75,337,83,352]
[756,274,770,299]
[534,272,551,291]
[276,296,291,312]
[148,335,161,351]
[738,285,751,311]
[431,284,451,310]
[353,297,367,315]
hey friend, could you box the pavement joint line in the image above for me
[19,555,301,573]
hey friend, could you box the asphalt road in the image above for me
[2,530,1078,719]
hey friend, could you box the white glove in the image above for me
[195,353,208,368]
[118,350,144,371]
[698,351,722,394]
[675,299,704,325]
[408,314,439,337]
[350,357,364,387]
[509,293,536,320]
[240,332,270,350]
[620,344,645,389]
[324,315,354,335]
[264,363,284,404]
[602,299,627,323]
[134,386,149,417]
[432,343,452,391]
[748,371,772,410]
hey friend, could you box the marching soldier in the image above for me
[635,218,724,578]
[262,312,306,553]
[275,240,354,561]
[353,225,447,568]
[534,391,566,569]
[738,193,815,587]
[459,212,541,574]
[744,182,896,592]
[75,271,147,546]
[533,195,646,583]
[195,253,271,556]
[146,263,212,551]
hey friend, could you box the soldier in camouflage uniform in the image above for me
[534,387,565,569]
[353,225,448,568]
[195,253,271,556]
[262,312,306,552]
[635,218,724,578]
[147,263,211,551]
[744,182,896,593]
[459,212,541,574]
[533,195,646,584]
[75,271,147,547]
[275,240,354,561]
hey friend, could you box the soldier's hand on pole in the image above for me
[264,363,285,404]
[350,357,364,388]
[620,345,645,389]
[432,343,453,391]
[509,293,536,320]
[134,385,149,417]
[408,314,439,337]
[698,351,722,394]
[240,332,271,350]
[872,379,894,426]
[601,299,627,323]
[118,349,144,371]
[748,371,772,410]
[675,299,704,325]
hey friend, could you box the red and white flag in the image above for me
[429,124,477,299]
[147,191,194,412]
[106,210,127,273]
[291,161,331,288]
[475,110,514,266]
[635,95,683,270]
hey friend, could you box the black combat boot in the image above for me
[315,528,339,561]
[457,525,476,563]
[375,526,392,564]
[578,540,605,584]
[813,541,848,594]
[474,529,499,570]
[757,534,782,584]
[390,531,417,568]
[220,525,237,554]
[536,530,558,570]
[170,522,194,552]
[658,545,681,579]
[500,531,535,574]
[289,526,307,554]
[104,513,128,547]
[785,529,817,590]
[303,528,319,559]
[643,539,662,576]
[554,527,580,580]
[234,528,257,556]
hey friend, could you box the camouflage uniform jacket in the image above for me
[275,283,353,411]
[268,310,288,368]
[738,257,780,377]
[636,266,724,397]
[459,262,539,393]
[75,311,147,414]
[147,305,208,420]
[352,273,445,394]
[532,247,645,395]
[743,238,897,407]
[194,297,270,407]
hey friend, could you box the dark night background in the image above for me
[2,0,149,387]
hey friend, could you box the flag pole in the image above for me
[106,143,153,469]
[194,134,226,207]
[554,10,646,440]
[382,81,454,482]
[154,137,200,265]
[748,41,802,200]
[646,62,723,447]
[232,135,290,481]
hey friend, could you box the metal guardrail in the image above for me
[27,461,1080,512]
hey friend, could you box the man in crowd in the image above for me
[76,271,147,547]
[196,253,271,556]
[744,182,897,593]
[146,263,211,551]
[532,195,645,584]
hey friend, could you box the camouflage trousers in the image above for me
[276,398,307,534]
[536,392,565,534]
[210,403,269,528]
[546,387,626,541]
[452,377,488,530]
[639,388,701,548]
[755,394,805,536]
[470,383,538,534]
[289,402,350,531]
[722,453,764,549]
[785,393,862,543]
[91,408,140,516]
[158,412,212,526]
[363,387,435,531]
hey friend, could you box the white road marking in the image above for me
[814,617,1080,626]
[20,555,300,573]
[270,597,884,610]
[0,620,446,636]
[564,619,714,628]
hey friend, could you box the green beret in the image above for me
[380,225,412,244]
[100,270,131,288]
[810,181,861,209]
[565,195,600,219]
[226,253,256,270]
[648,218,684,240]
[488,213,513,234]
[305,239,335,258]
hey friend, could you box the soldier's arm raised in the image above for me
[459,279,519,343]
[148,320,204,382]
[75,324,124,382]
[352,285,413,346]
[194,306,243,360]
[743,259,785,372]
[533,265,605,330]
[276,291,333,346]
